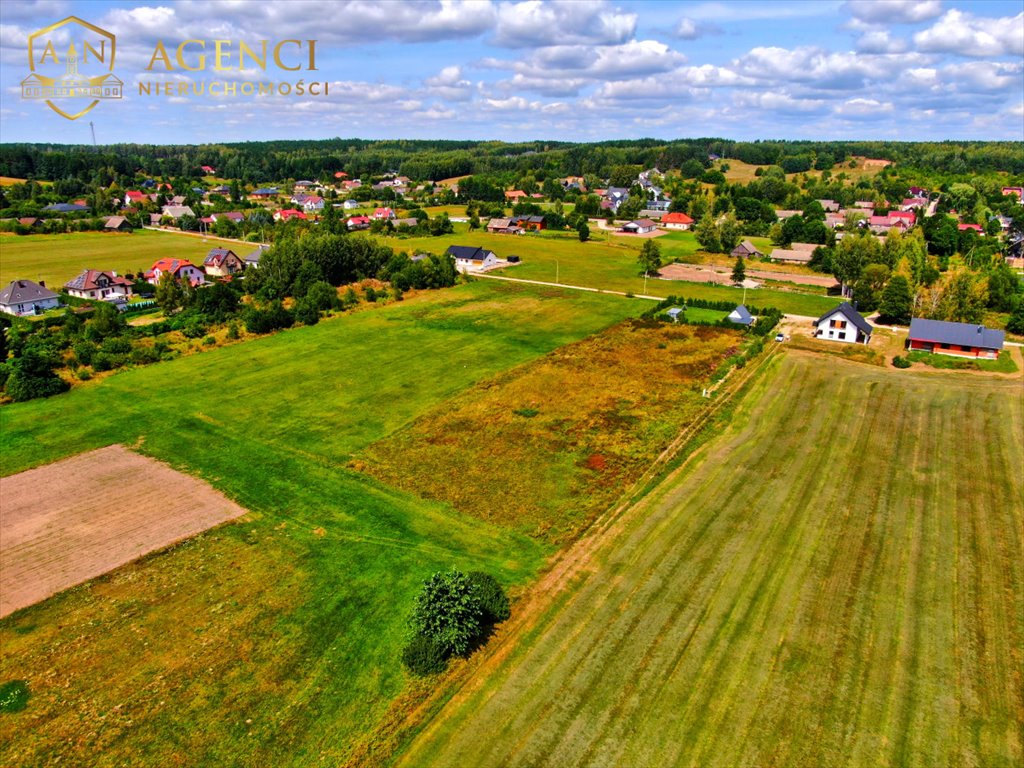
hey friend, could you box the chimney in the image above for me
[39,280,45,288]
[978,326,984,333]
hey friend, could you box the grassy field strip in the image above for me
[397,354,1023,767]
[0,282,645,766]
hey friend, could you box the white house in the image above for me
[64,269,134,301]
[445,245,500,273]
[0,279,59,316]
[342,199,361,209]
[620,218,658,234]
[727,305,754,326]
[814,302,872,344]
[146,258,206,286]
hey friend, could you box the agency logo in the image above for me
[21,16,122,121]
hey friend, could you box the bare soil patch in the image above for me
[658,262,837,288]
[0,444,247,617]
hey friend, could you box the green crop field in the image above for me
[379,227,839,316]
[398,353,1024,768]
[0,230,256,288]
[0,281,643,767]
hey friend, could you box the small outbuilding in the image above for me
[727,305,754,326]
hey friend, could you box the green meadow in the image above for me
[382,226,839,316]
[0,281,641,766]
[0,230,254,288]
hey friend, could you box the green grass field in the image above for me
[0,230,255,288]
[381,227,839,316]
[398,352,1024,768]
[0,281,643,766]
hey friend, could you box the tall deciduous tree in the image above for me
[637,239,662,275]
[694,213,720,253]
[878,274,913,324]
[410,569,483,657]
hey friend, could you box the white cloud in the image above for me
[914,9,1024,57]
[675,17,699,40]
[733,45,928,89]
[843,0,943,24]
[492,0,635,47]
[855,30,906,54]
[733,91,827,113]
[835,97,894,117]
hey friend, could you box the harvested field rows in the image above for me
[0,444,246,617]
[400,354,1024,768]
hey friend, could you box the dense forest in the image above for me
[2,138,1022,186]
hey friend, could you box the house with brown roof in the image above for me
[486,218,524,235]
[104,215,132,231]
[731,240,763,259]
[203,248,244,277]
[64,270,133,300]
[620,219,657,234]
[770,247,814,264]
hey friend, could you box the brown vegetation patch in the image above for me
[360,321,741,544]
[0,444,247,617]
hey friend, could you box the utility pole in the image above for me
[89,121,97,148]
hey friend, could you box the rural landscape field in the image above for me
[398,353,1024,768]
[3,0,1024,759]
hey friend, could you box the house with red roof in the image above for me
[1001,187,1023,200]
[64,269,134,301]
[293,194,325,212]
[334,171,348,179]
[124,190,148,206]
[661,212,694,230]
[274,209,307,222]
[888,210,915,226]
[347,215,371,230]
[146,259,205,286]
[201,165,216,174]
[504,190,527,201]
[957,223,984,233]
[373,207,395,220]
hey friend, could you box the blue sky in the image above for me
[1,0,1022,144]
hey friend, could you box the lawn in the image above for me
[0,280,643,766]
[0,230,255,288]
[398,353,1024,768]
[907,348,1019,373]
[378,227,840,316]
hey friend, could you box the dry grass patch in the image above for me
[785,334,885,366]
[359,320,742,544]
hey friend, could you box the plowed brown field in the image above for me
[0,444,247,617]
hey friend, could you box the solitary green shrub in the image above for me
[468,572,510,624]
[0,680,29,713]
[202,335,217,346]
[226,322,240,340]
[401,634,448,676]
[892,355,911,369]
[409,569,483,657]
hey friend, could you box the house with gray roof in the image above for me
[1,279,59,316]
[814,302,872,344]
[446,245,500,273]
[907,318,1004,359]
[727,305,754,326]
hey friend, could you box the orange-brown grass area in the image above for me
[359,320,742,545]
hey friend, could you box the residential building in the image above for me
[64,269,133,300]
[907,318,1004,359]
[0,279,59,316]
[814,303,872,344]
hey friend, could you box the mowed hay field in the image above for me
[0,281,641,766]
[361,320,743,545]
[0,230,252,288]
[399,353,1024,768]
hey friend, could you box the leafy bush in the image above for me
[293,298,320,326]
[0,680,29,713]
[892,355,911,368]
[91,352,127,372]
[4,349,69,401]
[244,302,294,334]
[468,572,510,624]
[401,634,449,677]
[99,336,132,354]
[131,346,160,364]
[202,335,217,346]
[409,569,482,657]
[181,320,207,339]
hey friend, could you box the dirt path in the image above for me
[0,444,247,617]
[658,262,837,288]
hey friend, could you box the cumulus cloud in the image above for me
[855,30,906,54]
[733,45,928,89]
[914,9,1024,57]
[842,0,943,24]
[835,97,894,117]
[492,0,635,47]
